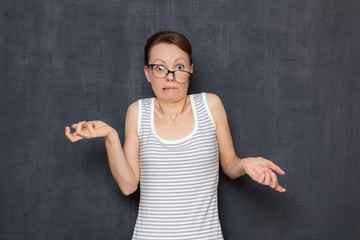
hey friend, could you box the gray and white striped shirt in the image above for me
[132,92,223,240]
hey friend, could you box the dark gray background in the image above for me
[1,0,359,239]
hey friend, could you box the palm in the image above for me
[65,120,113,142]
[242,157,286,192]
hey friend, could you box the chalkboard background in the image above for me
[1,1,359,239]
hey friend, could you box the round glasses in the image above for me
[147,64,192,84]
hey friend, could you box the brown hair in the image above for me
[144,31,192,65]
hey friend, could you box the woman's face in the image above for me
[144,43,193,102]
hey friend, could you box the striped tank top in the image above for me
[132,92,224,240]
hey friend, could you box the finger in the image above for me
[264,168,271,185]
[76,129,92,139]
[267,161,286,175]
[72,121,87,129]
[75,121,86,135]
[82,125,92,139]
[86,122,96,138]
[257,169,266,184]
[275,184,286,193]
[65,126,84,142]
[65,126,72,138]
[269,170,278,189]
[74,121,90,139]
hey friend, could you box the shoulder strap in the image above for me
[137,97,153,140]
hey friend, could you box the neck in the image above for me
[155,96,188,120]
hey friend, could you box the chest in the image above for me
[154,109,195,140]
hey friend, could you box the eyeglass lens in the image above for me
[151,65,190,83]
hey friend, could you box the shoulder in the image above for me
[204,93,227,125]
[204,93,223,110]
[125,100,140,134]
[125,100,139,124]
[127,100,139,115]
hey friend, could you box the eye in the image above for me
[175,65,185,71]
[155,65,165,71]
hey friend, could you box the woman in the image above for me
[65,31,286,239]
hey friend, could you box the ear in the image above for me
[190,64,194,74]
[144,65,151,83]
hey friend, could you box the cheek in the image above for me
[149,80,163,94]
[180,83,189,93]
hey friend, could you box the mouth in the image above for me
[162,86,178,91]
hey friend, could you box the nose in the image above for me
[166,71,175,82]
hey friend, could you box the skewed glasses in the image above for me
[147,64,192,84]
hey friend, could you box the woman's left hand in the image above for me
[240,157,286,192]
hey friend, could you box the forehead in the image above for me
[149,43,190,63]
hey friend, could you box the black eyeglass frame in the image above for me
[146,64,193,84]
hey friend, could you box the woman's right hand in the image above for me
[65,120,116,142]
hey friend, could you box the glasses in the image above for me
[147,64,192,84]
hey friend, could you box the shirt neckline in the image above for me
[151,94,198,144]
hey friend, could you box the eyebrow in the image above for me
[153,58,187,65]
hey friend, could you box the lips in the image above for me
[162,86,178,90]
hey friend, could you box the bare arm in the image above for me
[64,101,140,196]
[206,93,286,192]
